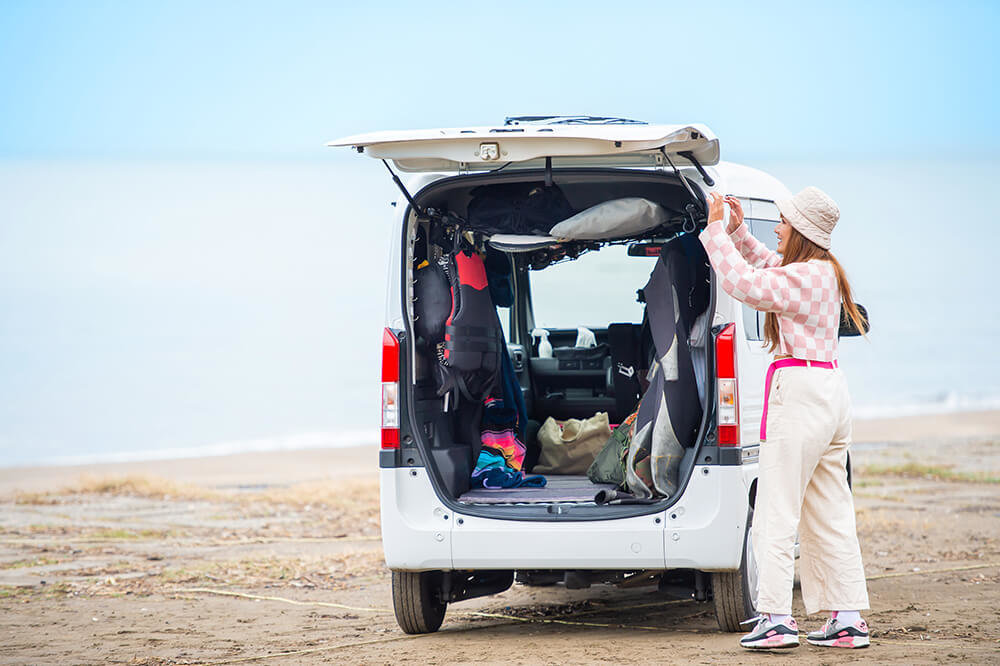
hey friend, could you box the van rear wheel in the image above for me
[392,570,447,634]
[711,508,758,632]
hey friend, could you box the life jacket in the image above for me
[436,249,502,402]
[413,259,451,345]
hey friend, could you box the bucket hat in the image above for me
[775,186,839,250]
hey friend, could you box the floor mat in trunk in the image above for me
[458,475,615,505]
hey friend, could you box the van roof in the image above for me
[714,162,793,204]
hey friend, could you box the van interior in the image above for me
[403,169,714,514]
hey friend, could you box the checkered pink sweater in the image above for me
[699,220,841,362]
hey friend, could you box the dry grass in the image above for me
[160,550,388,592]
[0,524,181,540]
[71,475,224,501]
[14,474,380,512]
[857,462,1000,484]
[9,474,382,539]
[855,508,908,533]
[88,528,173,540]
[0,582,73,600]
[10,491,63,505]
[251,479,378,508]
[0,556,64,570]
[854,491,906,503]
[238,480,382,538]
[1,549,388,601]
[12,475,221,505]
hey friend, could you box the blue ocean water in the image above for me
[0,158,997,467]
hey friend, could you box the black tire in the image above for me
[392,570,447,634]
[712,508,758,632]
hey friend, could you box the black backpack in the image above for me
[466,182,575,235]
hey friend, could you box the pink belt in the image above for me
[760,358,839,441]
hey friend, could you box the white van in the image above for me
[331,117,841,635]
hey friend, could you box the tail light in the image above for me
[715,323,739,446]
[381,328,400,449]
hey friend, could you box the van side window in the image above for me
[739,199,780,342]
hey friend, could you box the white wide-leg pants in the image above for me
[752,364,870,615]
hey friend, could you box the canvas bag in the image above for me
[533,412,612,475]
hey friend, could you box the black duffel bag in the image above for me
[466,182,575,235]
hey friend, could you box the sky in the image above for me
[1,1,998,162]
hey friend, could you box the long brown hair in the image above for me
[763,223,867,353]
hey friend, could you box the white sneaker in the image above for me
[806,617,870,648]
[739,615,800,649]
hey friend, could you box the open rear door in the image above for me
[328,122,719,173]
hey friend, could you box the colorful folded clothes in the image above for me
[471,449,547,489]
[471,399,546,490]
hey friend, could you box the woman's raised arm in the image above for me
[699,217,831,316]
[722,196,781,269]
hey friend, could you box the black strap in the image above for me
[445,324,493,339]
[445,338,499,354]
[455,374,476,403]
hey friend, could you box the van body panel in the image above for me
[732,290,769,446]
[663,465,750,570]
[330,123,718,172]
[380,468,454,570]
[451,510,667,569]
[714,162,793,204]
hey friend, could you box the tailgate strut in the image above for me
[382,159,427,217]
[678,150,715,186]
[661,149,706,232]
[661,149,698,201]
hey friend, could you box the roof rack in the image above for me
[503,115,649,126]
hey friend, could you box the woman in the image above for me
[699,187,871,650]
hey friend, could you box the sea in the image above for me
[1,156,998,467]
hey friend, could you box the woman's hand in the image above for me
[724,195,744,233]
[708,193,726,223]
[707,193,745,233]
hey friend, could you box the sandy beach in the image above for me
[1,411,998,665]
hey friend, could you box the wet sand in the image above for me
[1,411,998,664]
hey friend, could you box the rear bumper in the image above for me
[380,464,754,571]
